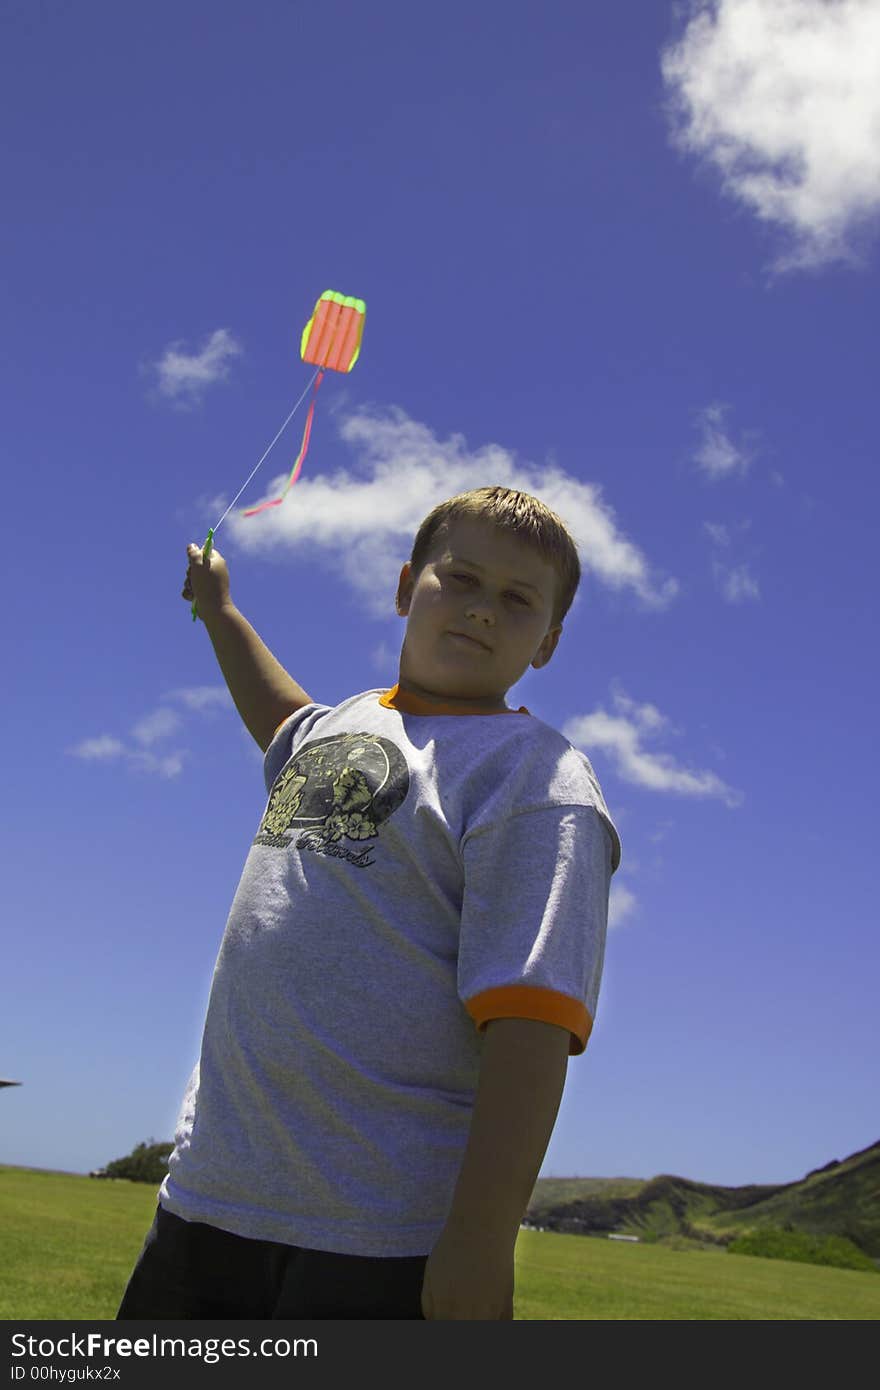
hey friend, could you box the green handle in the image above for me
[190,528,215,622]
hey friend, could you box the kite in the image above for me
[190,290,366,620]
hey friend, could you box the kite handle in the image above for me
[190,528,215,623]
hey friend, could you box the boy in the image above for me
[117,486,620,1320]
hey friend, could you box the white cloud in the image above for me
[67,734,184,779]
[647,819,676,845]
[661,0,880,273]
[704,521,730,546]
[68,736,126,762]
[692,403,754,479]
[704,517,761,601]
[128,750,187,779]
[153,328,243,405]
[563,687,742,807]
[608,882,637,930]
[610,688,671,736]
[165,686,233,712]
[67,689,234,779]
[714,558,761,601]
[370,641,398,676]
[224,405,678,618]
[132,708,181,746]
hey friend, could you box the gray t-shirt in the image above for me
[160,686,621,1256]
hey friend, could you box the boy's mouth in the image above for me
[448,630,492,652]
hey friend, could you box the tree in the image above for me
[100,1139,173,1184]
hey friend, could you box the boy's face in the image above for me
[394,517,563,712]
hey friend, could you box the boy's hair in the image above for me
[409,487,581,627]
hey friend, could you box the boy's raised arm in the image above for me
[183,542,314,752]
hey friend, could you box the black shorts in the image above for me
[117,1205,427,1320]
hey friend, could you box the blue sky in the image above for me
[2,0,877,1190]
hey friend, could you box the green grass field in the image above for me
[2,1167,878,1320]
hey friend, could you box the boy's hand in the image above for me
[182,541,231,618]
[420,1227,514,1320]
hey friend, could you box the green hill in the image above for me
[527,1139,880,1262]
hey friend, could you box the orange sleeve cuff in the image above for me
[464,984,593,1055]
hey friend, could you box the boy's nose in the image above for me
[464,616,496,638]
[464,604,495,626]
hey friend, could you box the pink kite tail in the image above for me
[242,371,324,517]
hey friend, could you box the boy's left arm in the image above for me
[421,1017,570,1320]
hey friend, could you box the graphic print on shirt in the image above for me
[255,733,409,868]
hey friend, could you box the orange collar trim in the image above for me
[379,684,530,717]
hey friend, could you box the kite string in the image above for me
[242,371,323,517]
[211,365,321,535]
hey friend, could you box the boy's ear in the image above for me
[396,562,413,616]
[531,624,562,670]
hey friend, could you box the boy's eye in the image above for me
[451,574,529,604]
